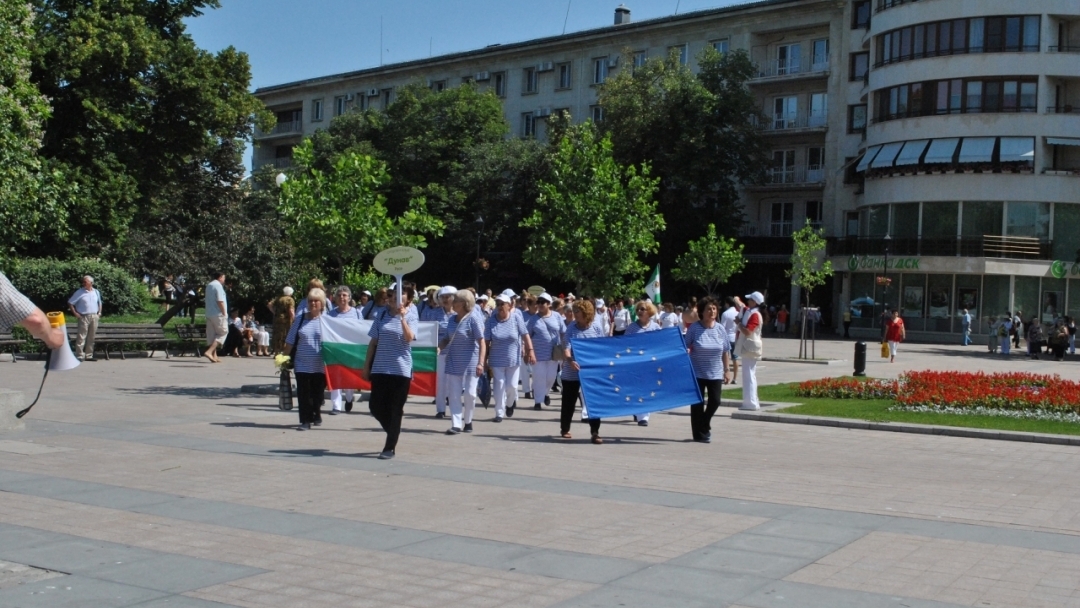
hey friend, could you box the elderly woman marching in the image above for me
[422,285,456,418]
[685,296,733,442]
[442,290,487,434]
[485,292,535,422]
[360,285,418,460]
[737,292,766,411]
[560,299,607,443]
[284,288,328,431]
[328,285,363,414]
[267,286,295,355]
[527,293,566,411]
[625,299,662,427]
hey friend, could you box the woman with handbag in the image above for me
[442,290,487,435]
[737,292,766,410]
[484,293,535,422]
[361,284,418,460]
[527,292,566,411]
[685,296,734,442]
[560,299,606,442]
[283,288,328,431]
[884,309,905,363]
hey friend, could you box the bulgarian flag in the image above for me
[319,317,438,397]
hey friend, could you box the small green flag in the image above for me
[645,265,661,304]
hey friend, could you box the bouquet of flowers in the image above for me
[274,354,292,371]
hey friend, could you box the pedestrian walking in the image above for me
[737,292,765,410]
[485,293,534,422]
[442,290,486,434]
[361,285,418,460]
[526,292,565,410]
[884,309,905,363]
[203,272,228,363]
[625,300,661,426]
[284,288,327,430]
[328,286,362,414]
[267,287,295,355]
[961,308,972,346]
[685,296,733,442]
[67,275,102,361]
[559,299,606,443]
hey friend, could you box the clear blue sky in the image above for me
[185,0,750,166]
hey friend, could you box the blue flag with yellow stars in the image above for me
[572,327,703,419]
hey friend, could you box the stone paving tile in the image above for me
[785,531,1080,607]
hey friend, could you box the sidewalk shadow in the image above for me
[211,421,298,430]
[488,433,688,445]
[119,386,239,400]
[268,448,384,459]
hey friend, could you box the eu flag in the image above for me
[572,327,703,419]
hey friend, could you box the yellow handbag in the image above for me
[880,342,890,358]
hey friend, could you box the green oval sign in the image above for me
[1051,260,1067,279]
[374,246,425,275]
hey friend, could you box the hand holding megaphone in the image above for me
[16,312,79,418]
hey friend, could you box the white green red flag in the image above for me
[319,317,438,397]
[644,264,661,304]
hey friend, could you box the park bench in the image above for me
[0,331,26,362]
[174,324,207,358]
[65,323,171,360]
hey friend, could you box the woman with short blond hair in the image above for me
[284,288,329,430]
[560,299,606,443]
[442,289,487,434]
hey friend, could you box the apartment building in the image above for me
[253,0,1080,341]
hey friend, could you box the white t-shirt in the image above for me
[719,306,739,344]
[660,311,678,328]
[68,288,102,315]
[594,308,611,335]
[613,308,631,331]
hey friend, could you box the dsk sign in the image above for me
[847,255,920,272]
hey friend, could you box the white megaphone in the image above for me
[50,340,81,371]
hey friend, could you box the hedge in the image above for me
[9,258,145,316]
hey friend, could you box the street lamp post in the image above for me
[474,216,484,290]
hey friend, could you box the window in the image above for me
[809,93,828,127]
[812,39,829,70]
[876,76,1037,122]
[712,39,729,55]
[593,57,608,84]
[493,72,506,97]
[590,105,603,123]
[557,62,572,89]
[668,44,688,65]
[773,96,798,129]
[771,201,794,236]
[521,112,535,137]
[523,67,537,94]
[311,98,323,122]
[356,94,367,111]
[850,52,869,81]
[632,50,648,70]
[382,88,393,109]
[876,16,1041,66]
[849,104,867,133]
[431,80,446,92]
[846,211,860,236]
[852,1,870,29]
[777,43,800,75]
[771,150,795,184]
[808,147,825,182]
[334,95,348,117]
[805,201,823,227]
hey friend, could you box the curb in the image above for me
[761,357,847,366]
[731,410,1080,446]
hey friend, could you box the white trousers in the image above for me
[435,353,449,413]
[521,362,533,393]
[257,330,270,346]
[491,366,521,418]
[330,389,354,411]
[446,372,478,429]
[531,360,559,405]
[741,357,760,410]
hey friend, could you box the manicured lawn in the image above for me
[726,382,1080,436]
[101,308,202,326]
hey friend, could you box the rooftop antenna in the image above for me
[430,36,433,57]
[380,16,384,66]
[562,0,572,34]
[674,0,681,15]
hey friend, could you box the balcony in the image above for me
[739,236,796,264]
[829,236,1052,260]
[255,119,303,140]
[1049,46,1080,53]
[751,60,829,83]
[758,111,828,134]
[751,165,826,189]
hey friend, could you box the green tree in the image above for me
[28,0,271,260]
[671,224,746,296]
[787,224,834,359]
[277,140,444,282]
[0,0,67,260]
[521,124,663,296]
[598,47,768,271]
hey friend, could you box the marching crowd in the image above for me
[261,278,766,461]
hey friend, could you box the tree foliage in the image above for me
[598,47,768,272]
[277,140,444,282]
[521,124,663,296]
[671,224,746,296]
[787,224,833,358]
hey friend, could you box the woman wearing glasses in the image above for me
[284,288,329,431]
[625,299,662,427]
[684,296,733,443]
[560,299,607,443]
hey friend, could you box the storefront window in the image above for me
[921,202,958,238]
[1041,278,1066,324]
[961,201,1002,237]
[849,273,877,327]
[956,274,981,333]
[1013,276,1039,326]
[867,205,889,236]
[927,274,953,332]
[1052,204,1080,261]
[1068,279,1080,321]
[1006,202,1050,238]
[900,273,927,331]
[982,275,1011,326]
[892,203,920,238]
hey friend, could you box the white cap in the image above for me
[566,292,576,299]
[500,289,516,299]
[537,292,554,303]
[437,285,457,297]
[595,298,605,307]
[745,291,765,305]
[495,293,512,304]
[477,294,489,301]
[283,286,294,296]
[361,290,371,296]
[389,282,397,290]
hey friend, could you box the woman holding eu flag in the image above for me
[625,299,662,427]
[560,299,606,443]
[684,296,733,443]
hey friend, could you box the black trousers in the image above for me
[369,373,411,452]
[690,378,723,439]
[295,371,326,424]
[560,379,601,435]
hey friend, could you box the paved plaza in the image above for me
[0,337,1079,607]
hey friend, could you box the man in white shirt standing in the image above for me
[203,271,228,363]
[67,275,102,361]
[719,296,742,383]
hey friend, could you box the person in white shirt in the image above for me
[203,271,228,363]
[67,275,103,361]
[593,298,612,336]
[611,298,631,335]
[719,296,742,383]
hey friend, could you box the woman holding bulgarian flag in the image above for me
[361,284,419,460]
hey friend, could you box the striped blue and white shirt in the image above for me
[422,306,454,344]
[444,314,483,376]
[485,313,528,368]
[328,306,363,320]
[684,322,730,380]
[285,314,324,374]
[562,322,605,381]
[367,306,419,377]
[625,319,662,335]
[528,313,566,363]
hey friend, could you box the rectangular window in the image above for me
[939,21,952,53]
[965,81,983,112]
[810,93,828,126]
[949,79,963,113]
[557,62,572,89]
[889,87,899,117]
[334,95,347,117]
[897,85,909,116]
[914,24,925,56]
[669,44,688,65]
[777,43,800,75]
[1005,17,1021,51]
[1022,16,1040,50]
[986,17,1003,51]
[909,82,923,115]
[849,104,867,133]
[590,105,603,123]
[900,27,912,58]
[892,29,902,59]
[523,67,537,94]
[1019,82,1037,111]
[382,88,393,109]
[850,52,869,81]
[879,33,890,64]
[936,80,949,114]
[812,39,828,70]
[926,21,937,55]
[430,80,446,93]
[493,72,506,97]
[969,18,985,52]
[774,96,798,129]
[953,19,967,51]
[357,94,368,111]
[983,80,1001,112]
[311,98,323,122]
[807,148,825,183]
[805,200,823,227]
[633,50,648,70]
[1002,81,1018,111]
[852,1,870,29]
[770,201,794,236]
[712,39,729,55]
[521,112,535,137]
[593,57,608,84]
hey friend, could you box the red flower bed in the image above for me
[796,371,1080,413]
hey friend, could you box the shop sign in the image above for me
[847,255,921,272]
[1050,260,1080,279]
